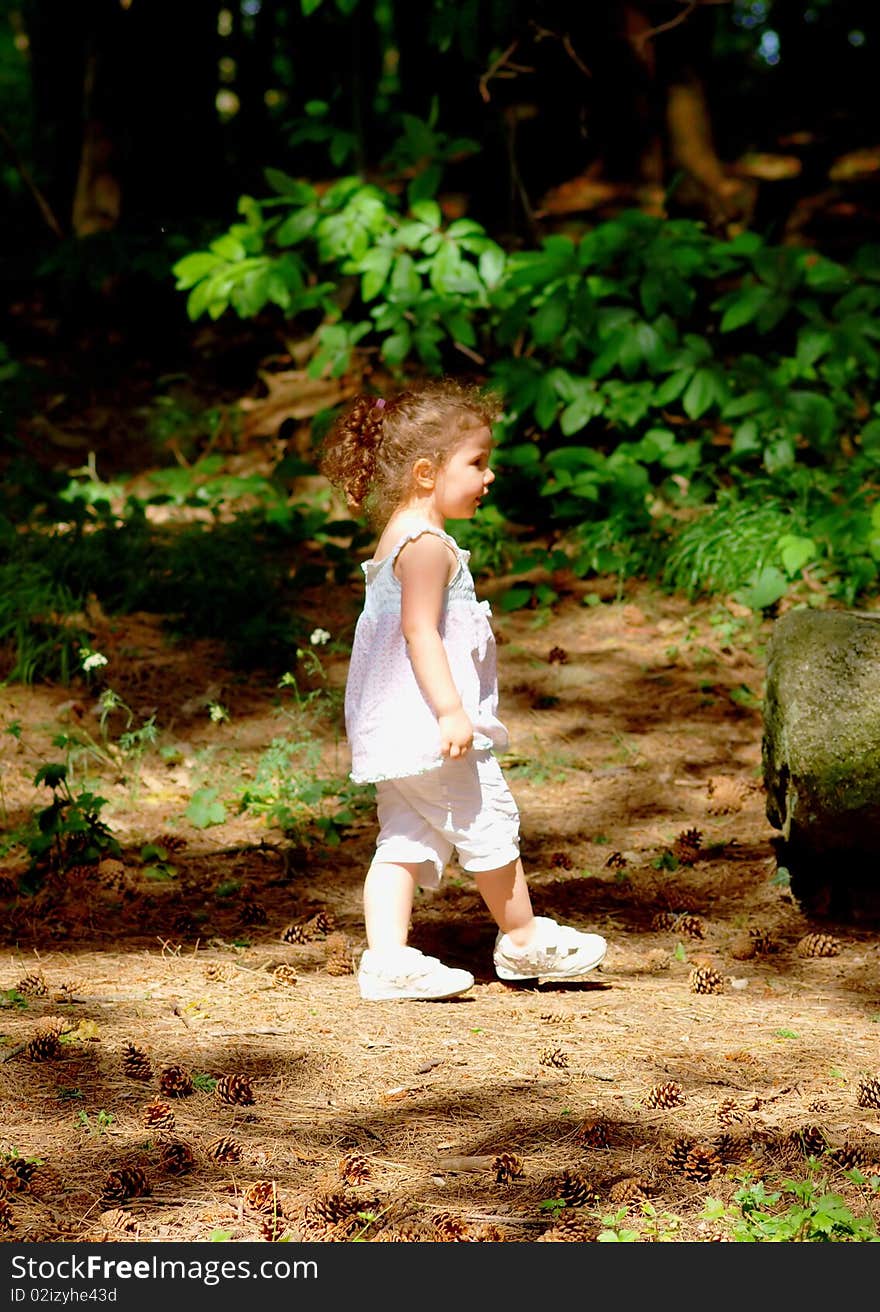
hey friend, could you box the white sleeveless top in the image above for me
[345,523,509,783]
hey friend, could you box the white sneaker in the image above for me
[494,916,607,982]
[358,946,475,1001]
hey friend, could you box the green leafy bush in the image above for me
[172,173,880,608]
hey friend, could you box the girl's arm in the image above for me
[397,534,473,758]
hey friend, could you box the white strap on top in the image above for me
[388,523,461,570]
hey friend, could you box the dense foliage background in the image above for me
[2,0,880,681]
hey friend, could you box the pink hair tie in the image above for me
[373,397,385,410]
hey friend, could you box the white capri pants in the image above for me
[372,749,521,888]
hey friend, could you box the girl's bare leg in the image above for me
[363,861,420,951]
[473,857,537,946]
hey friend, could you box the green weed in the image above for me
[703,1173,880,1242]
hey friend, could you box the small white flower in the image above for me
[310,628,331,646]
[79,648,108,672]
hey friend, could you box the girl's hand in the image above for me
[439,708,474,758]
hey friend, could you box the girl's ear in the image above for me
[412,456,436,489]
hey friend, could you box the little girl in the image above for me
[319,379,607,1001]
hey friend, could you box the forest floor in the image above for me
[3,555,880,1245]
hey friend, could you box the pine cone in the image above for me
[142,1100,175,1133]
[492,1152,524,1183]
[748,927,776,954]
[122,1043,152,1081]
[244,1181,278,1212]
[324,932,354,976]
[790,1125,828,1157]
[0,1198,14,1231]
[651,910,678,931]
[549,851,573,869]
[259,1214,289,1242]
[717,1097,748,1126]
[797,932,841,958]
[539,1211,599,1242]
[576,1119,610,1149]
[154,833,186,853]
[280,921,311,945]
[808,1097,832,1114]
[683,1145,722,1182]
[665,1137,695,1171]
[605,851,627,870]
[98,1208,139,1236]
[831,1143,870,1172]
[4,1158,37,1192]
[609,1176,651,1204]
[857,1076,880,1109]
[239,899,267,926]
[101,1167,150,1204]
[539,1047,569,1069]
[204,963,235,983]
[160,1141,195,1176]
[215,1073,255,1106]
[556,1170,597,1207]
[470,1223,507,1242]
[689,965,724,994]
[675,912,706,939]
[16,972,47,997]
[206,1136,242,1164]
[159,1064,193,1098]
[431,1211,469,1241]
[305,910,335,936]
[271,964,298,988]
[307,1189,362,1225]
[25,1032,60,1061]
[37,1015,70,1037]
[673,828,703,866]
[338,1154,372,1186]
[642,1080,685,1109]
[375,1224,429,1242]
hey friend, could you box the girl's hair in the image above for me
[318,378,501,528]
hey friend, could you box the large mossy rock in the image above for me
[762,607,880,922]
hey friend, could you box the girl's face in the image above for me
[431,424,495,520]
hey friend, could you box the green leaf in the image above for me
[185,787,227,830]
[478,245,505,289]
[796,327,833,368]
[532,287,570,345]
[410,199,442,228]
[653,369,691,406]
[264,170,314,202]
[210,235,246,262]
[778,534,817,577]
[172,251,222,289]
[683,368,723,419]
[359,248,393,301]
[500,586,533,612]
[34,763,67,789]
[719,285,772,332]
[275,208,318,246]
[736,566,789,612]
[731,419,760,457]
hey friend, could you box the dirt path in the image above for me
[2,576,879,1243]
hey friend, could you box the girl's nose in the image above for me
[485,467,495,486]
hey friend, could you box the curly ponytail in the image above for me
[318,394,387,512]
